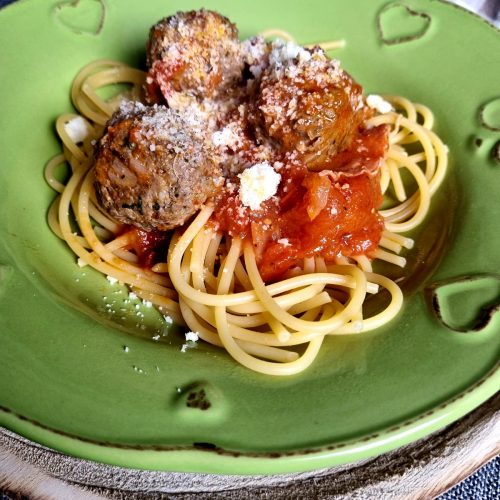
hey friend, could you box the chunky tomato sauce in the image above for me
[127,227,169,268]
[212,161,384,282]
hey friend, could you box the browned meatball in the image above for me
[94,102,222,231]
[255,41,368,169]
[145,9,243,104]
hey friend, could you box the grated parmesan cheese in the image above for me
[270,39,312,66]
[238,162,281,211]
[212,126,240,148]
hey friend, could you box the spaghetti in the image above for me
[45,31,448,376]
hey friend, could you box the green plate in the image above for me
[0,0,499,475]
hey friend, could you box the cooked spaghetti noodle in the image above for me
[45,35,447,376]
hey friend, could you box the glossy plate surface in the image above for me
[0,0,499,474]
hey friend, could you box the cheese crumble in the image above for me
[185,331,199,342]
[64,116,89,143]
[366,95,393,114]
[238,162,281,211]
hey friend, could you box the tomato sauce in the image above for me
[127,227,169,268]
[212,160,384,283]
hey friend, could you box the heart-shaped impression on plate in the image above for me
[377,2,432,46]
[425,274,500,333]
[53,0,106,36]
[479,96,500,132]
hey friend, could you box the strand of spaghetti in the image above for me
[378,236,403,254]
[265,312,292,343]
[131,288,183,322]
[408,152,427,164]
[190,227,210,292]
[259,29,296,41]
[226,284,324,315]
[303,257,315,274]
[352,255,373,272]
[44,154,68,193]
[286,291,332,315]
[87,200,121,233]
[380,163,391,194]
[112,249,138,264]
[182,285,326,333]
[216,242,235,294]
[415,103,434,129]
[234,339,299,363]
[373,248,406,268]
[314,257,328,273]
[204,231,222,273]
[47,197,64,240]
[336,273,403,334]
[94,227,113,241]
[233,258,253,291]
[180,294,265,332]
[425,128,448,194]
[387,95,417,122]
[382,230,414,248]
[151,262,168,273]
[202,231,222,292]
[243,242,366,334]
[178,296,221,344]
[388,157,407,202]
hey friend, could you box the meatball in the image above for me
[94,102,222,231]
[145,9,244,104]
[255,41,368,169]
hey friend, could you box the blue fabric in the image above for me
[439,456,500,500]
[0,0,498,497]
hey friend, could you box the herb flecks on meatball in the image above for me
[94,102,222,231]
[145,9,243,106]
[255,40,368,169]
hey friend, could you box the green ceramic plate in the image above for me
[0,0,499,475]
